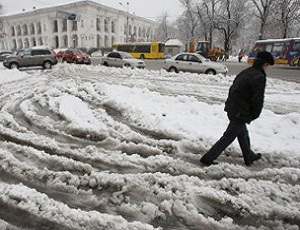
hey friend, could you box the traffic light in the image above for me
[68,13,77,20]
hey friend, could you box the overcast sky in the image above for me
[1,0,183,21]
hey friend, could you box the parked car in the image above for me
[56,49,91,64]
[163,52,228,75]
[0,51,13,61]
[3,46,58,69]
[101,51,146,69]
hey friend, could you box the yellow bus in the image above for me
[112,41,165,59]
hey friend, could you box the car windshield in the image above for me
[121,52,133,59]
[14,50,24,56]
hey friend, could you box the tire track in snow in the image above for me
[0,65,299,230]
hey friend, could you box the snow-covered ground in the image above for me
[0,62,299,230]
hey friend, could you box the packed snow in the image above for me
[0,62,299,230]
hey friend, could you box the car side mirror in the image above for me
[20,54,24,58]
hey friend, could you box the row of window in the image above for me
[10,19,154,41]
[10,34,117,50]
[11,22,42,37]
[53,20,77,33]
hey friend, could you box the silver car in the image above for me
[163,52,228,75]
[101,51,146,69]
[3,46,57,69]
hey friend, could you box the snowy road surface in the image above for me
[0,63,300,230]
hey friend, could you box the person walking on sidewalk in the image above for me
[200,51,274,166]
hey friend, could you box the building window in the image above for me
[53,20,58,33]
[72,21,77,31]
[38,37,43,45]
[124,23,127,35]
[37,22,41,34]
[16,25,21,36]
[62,19,67,32]
[18,38,23,49]
[97,34,101,47]
[12,39,17,50]
[24,38,29,48]
[72,35,78,48]
[104,19,108,32]
[111,36,115,45]
[129,25,132,36]
[63,35,68,47]
[23,24,28,35]
[104,35,109,47]
[31,37,36,46]
[96,18,101,31]
[30,23,35,35]
[111,21,115,33]
[11,26,15,36]
[54,36,59,48]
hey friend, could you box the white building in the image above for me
[0,0,159,51]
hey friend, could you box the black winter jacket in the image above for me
[224,66,266,123]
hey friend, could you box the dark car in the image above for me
[0,51,13,61]
[55,49,91,64]
[3,47,58,69]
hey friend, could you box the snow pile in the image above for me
[0,63,299,230]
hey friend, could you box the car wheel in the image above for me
[140,54,145,59]
[124,63,131,68]
[9,62,19,69]
[43,61,52,69]
[103,62,109,67]
[169,67,178,73]
[205,69,216,75]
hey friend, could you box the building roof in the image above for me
[165,39,184,47]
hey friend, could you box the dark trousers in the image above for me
[201,114,256,164]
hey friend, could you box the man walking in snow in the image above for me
[200,51,274,166]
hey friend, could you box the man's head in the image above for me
[253,51,274,71]
[256,51,274,65]
[253,51,274,72]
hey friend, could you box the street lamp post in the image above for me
[119,1,129,42]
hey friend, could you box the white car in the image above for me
[101,51,146,69]
[163,52,228,75]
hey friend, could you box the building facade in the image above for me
[0,0,158,51]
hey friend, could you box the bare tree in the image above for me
[250,0,275,40]
[156,13,171,41]
[196,0,222,48]
[276,0,300,38]
[179,0,199,38]
[213,0,246,52]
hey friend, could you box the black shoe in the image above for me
[245,153,262,166]
[200,158,217,166]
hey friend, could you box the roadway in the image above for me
[92,58,300,83]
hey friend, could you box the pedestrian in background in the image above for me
[238,49,245,62]
[200,51,274,166]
